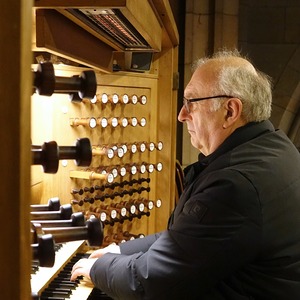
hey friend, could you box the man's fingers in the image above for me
[70,269,79,281]
[70,258,87,281]
[70,258,97,281]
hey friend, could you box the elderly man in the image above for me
[71,50,300,299]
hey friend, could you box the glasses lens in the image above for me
[183,98,190,113]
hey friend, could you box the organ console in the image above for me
[10,1,181,299]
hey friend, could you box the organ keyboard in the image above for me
[41,253,111,300]
[31,240,113,299]
[31,240,85,296]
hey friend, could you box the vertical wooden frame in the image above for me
[0,0,32,299]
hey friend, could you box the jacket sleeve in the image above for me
[90,170,262,299]
[119,233,161,255]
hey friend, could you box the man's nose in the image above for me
[178,105,188,122]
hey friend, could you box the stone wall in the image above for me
[239,0,300,140]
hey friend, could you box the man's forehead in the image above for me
[185,67,214,97]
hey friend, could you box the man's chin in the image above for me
[190,139,202,152]
[190,139,198,149]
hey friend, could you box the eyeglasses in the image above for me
[183,95,233,113]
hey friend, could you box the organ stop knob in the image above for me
[33,62,97,99]
[32,138,92,173]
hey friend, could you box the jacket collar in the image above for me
[183,120,275,186]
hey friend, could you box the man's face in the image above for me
[178,63,226,156]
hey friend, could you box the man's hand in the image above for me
[71,243,121,281]
[70,258,98,281]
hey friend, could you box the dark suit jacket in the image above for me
[90,120,300,300]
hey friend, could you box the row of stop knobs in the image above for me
[79,93,148,105]
[71,177,151,195]
[32,138,163,173]
[86,198,161,226]
[70,116,147,128]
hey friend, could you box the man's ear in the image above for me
[224,98,243,126]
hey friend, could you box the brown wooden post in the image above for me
[0,0,32,298]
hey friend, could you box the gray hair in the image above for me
[193,50,272,122]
